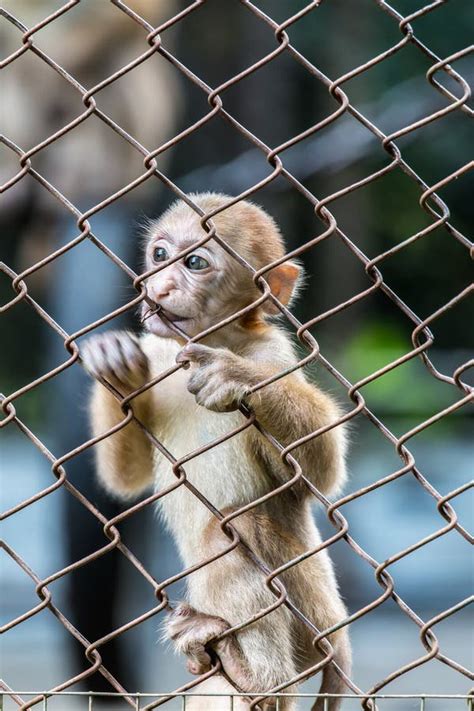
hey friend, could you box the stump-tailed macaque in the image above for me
[83,194,351,710]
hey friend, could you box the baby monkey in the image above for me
[83,194,351,711]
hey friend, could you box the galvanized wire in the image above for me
[0,688,473,711]
[1,1,472,710]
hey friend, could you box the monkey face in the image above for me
[140,194,301,341]
[141,231,258,339]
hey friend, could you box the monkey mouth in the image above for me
[157,307,191,323]
[142,304,190,325]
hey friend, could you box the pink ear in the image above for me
[263,261,301,314]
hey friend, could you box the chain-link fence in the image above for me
[1,1,472,710]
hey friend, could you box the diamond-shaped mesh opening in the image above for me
[1,1,471,709]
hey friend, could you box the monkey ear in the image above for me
[262,261,302,315]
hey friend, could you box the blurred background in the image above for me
[1,0,473,709]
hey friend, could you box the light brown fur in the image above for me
[83,194,351,710]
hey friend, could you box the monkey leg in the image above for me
[165,602,296,711]
[187,584,299,708]
[165,604,280,710]
[184,525,300,709]
[286,553,351,711]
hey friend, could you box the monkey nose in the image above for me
[150,282,174,301]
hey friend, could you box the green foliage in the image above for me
[340,321,456,417]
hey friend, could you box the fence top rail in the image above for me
[2,692,472,699]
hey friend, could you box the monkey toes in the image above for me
[81,330,149,391]
[166,603,230,675]
[166,603,250,683]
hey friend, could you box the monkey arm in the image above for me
[179,342,347,497]
[83,331,155,499]
[89,382,154,499]
[246,373,348,497]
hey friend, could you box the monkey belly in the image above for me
[151,408,271,564]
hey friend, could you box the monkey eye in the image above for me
[153,246,168,262]
[184,254,209,271]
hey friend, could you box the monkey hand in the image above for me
[81,331,149,394]
[165,603,251,689]
[177,343,258,413]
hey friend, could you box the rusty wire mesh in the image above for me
[1,1,473,710]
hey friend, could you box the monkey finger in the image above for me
[193,380,244,412]
[176,342,216,366]
[114,331,148,375]
[81,336,122,382]
[81,332,147,389]
[186,370,209,397]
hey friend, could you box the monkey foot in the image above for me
[165,603,251,686]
